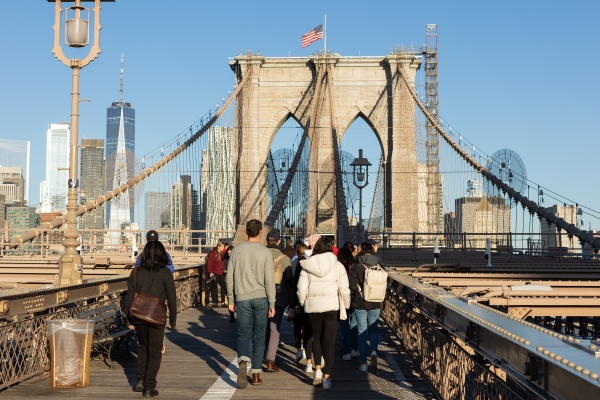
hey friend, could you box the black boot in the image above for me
[135,380,144,392]
[143,389,159,397]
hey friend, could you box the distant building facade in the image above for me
[145,192,170,231]
[455,181,511,249]
[0,194,5,223]
[0,139,30,203]
[80,139,105,242]
[540,204,579,254]
[40,124,70,213]
[444,211,458,247]
[0,167,24,206]
[6,206,39,231]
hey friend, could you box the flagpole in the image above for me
[324,15,326,53]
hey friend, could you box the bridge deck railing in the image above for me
[382,271,600,400]
[366,231,600,265]
[0,265,202,391]
[0,229,236,259]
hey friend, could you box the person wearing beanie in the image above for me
[135,230,175,273]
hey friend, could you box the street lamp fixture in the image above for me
[48,0,114,285]
[349,149,371,230]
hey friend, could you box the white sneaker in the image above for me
[304,363,313,373]
[313,369,323,386]
[359,363,368,372]
[295,349,305,364]
[342,353,351,361]
[370,350,378,370]
[321,356,325,368]
[322,378,332,389]
[350,349,360,358]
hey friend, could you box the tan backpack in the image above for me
[273,254,285,293]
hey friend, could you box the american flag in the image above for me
[301,24,323,48]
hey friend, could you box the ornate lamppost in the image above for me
[50,0,112,285]
[350,149,371,232]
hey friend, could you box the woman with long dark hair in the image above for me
[297,237,350,390]
[126,240,177,397]
[349,242,382,372]
[207,241,227,306]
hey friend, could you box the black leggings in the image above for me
[210,274,226,304]
[308,310,338,375]
[302,312,313,360]
[293,312,303,348]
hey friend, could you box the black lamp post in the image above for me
[350,149,371,230]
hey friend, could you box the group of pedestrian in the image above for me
[124,222,384,396]
[226,220,384,390]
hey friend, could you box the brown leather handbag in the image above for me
[129,268,167,328]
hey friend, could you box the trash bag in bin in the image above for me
[47,319,96,388]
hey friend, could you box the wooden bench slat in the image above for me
[78,304,118,319]
[98,310,119,320]
[103,316,123,326]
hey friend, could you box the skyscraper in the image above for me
[202,127,235,245]
[40,124,70,212]
[0,139,31,203]
[80,139,105,237]
[145,192,170,230]
[105,55,135,245]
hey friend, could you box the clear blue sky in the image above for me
[1,1,598,227]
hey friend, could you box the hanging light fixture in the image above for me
[64,2,90,47]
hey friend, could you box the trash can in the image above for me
[47,319,96,388]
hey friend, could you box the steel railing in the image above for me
[366,231,600,265]
[0,265,202,391]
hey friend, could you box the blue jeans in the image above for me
[351,308,381,362]
[339,310,358,354]
[236,297,269,374]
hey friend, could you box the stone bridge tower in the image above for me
[230,52,421,235]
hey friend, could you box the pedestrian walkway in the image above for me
[2,307,437,399]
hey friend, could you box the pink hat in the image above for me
[305,234,321,249]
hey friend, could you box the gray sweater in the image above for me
[226,241,276,309]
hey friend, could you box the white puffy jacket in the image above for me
[297,252,351,313]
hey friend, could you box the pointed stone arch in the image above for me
[231,53,422,235]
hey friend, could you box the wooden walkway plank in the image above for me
[2,307,437,399]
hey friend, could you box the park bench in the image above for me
[77,303,134,369]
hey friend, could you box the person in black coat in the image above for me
[348,242,382,371]
[289,240,313,364]
[126,240,177,397]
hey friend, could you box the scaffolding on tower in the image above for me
[425,24,443,235]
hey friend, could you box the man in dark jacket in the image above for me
[349,242,382,372]
[264,229,293,372]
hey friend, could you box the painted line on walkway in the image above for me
[199,357,239,400]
